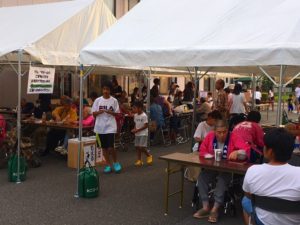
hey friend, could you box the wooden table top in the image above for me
[22,120,93,130]
[159,152,252,175]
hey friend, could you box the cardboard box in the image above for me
[68,137,96,169]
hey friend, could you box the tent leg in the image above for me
[146,69,151,147]
[191,67,198,151]
[74,65,84,198]
[251,74,256,110]
[16,49,22,184]
[276,65,285,126]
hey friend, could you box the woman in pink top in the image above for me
[55,107,94,155]
[82,107,95,126]
[232,111,264,162]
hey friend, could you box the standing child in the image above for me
[92,82,122,173]
[207,92,213,108]
[132,101,153,166]
[288,94,294,113]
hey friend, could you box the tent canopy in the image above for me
[0,0,116,66]
[80,0,300,75]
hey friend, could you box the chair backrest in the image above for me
[251,194,300,214]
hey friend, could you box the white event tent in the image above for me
[0,0,116,65]
[80,0,300,127]
[0,0,116,193]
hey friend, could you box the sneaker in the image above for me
[146,155,153,165]
[134,160,143,167]
[103,165,112,174]
[113,162,122,173]
[54,146,64,153]
[60,148,68,155]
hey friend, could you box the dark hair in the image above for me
[217,79,225,88]
[264,128,294,162]
[233,83,242,95]
[256,86,260,91]
[224,87,231,94]
[200,97,206,103]
[247,111,261,123]
[102,81,112,90]
[207,110,222,120]
[133,101,144,109]
[153,78,160,85]
[207,92,212,96]
[289,94,293,97]
[175,90,183,97]
[133,87,139,93]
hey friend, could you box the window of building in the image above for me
[52,72,72,98]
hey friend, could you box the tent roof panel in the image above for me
[0,0,116,65]
[80,0,300,71]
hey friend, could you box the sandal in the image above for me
[208,211,219,223]
[193,208,210,219]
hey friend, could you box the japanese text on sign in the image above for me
[27,66,55,94]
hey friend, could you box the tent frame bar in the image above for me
[74,65,95,198]
[258,66,277,86]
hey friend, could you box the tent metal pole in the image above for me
[74,65,95,198]
[16,49,22,184]
[276,65,285,126]
[251,74,256,110]
[146,69,151,146]
[284,71,300,86]
[258,66,277,86]
[74,65,84,198]
[191,67,198,151]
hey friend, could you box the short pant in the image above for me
[135,136,148,147]
[97,133,115,149]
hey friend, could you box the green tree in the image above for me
[261,76,274,92]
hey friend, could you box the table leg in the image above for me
[164,161,170,215]
[179,166,184,208]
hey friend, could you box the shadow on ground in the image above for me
[0,142,243,225]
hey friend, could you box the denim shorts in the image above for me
[242,196,264,225]
[242,196,253,214]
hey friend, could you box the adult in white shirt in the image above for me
[268,87,274,111]
[295,83,300,113]
[242,128,300,225]
[92,82,122,174]
[228,83,248,115]
[194,110,222,145]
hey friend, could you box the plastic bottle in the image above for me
[294,136,300,151]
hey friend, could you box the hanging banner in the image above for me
[27,66,55,94]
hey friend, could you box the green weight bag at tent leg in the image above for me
[78,161,99,198]
[8,154,27,182]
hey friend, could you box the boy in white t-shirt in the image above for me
[132,101,153,166]
[242,128,300,225]
[92,82,122,174]
[194,110,222,145]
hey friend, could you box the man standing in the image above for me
[295,83,300,113]
[213,79,228,119]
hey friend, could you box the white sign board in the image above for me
[27,66,55,94]
[84,144,95,167]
